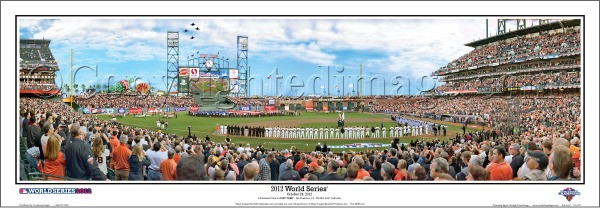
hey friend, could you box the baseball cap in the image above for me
[527,151,548,170]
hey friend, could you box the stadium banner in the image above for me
[229,79,239,93]
[520,86,537,91]
[512,57,527,63]
[229,69,239,79]
[219,69,229,79]
[82,108,91,114]
[148,108,162,113]
[178,68,190,93]
[99,108,114,114]
[239,106,251,111]
[543,53,560,59]
[117,108,126,114]
[305,100,314,111]
[284,105,289,111]
[329,143,392,149]
[128,108,143,115]
[264,106,276,111]
[268,99,275,105]
[174,107,187,112]
[189,67,200,79]
[199,72,219,78]
[190,106,199,113]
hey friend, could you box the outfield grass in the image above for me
[97,112,471,152]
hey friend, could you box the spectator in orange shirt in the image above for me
[353,156,370,180]
[295,154,305,171]
[394,159,408,181]
[174,145,182,164]
[160,149,177,180]
[487,146,513,181]
[113,135,132,180]
[108,130,119,170]
[38,134,66,180]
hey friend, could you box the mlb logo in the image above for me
[559,187,581,202]
[19,188,28,194]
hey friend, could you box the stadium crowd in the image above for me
[19,92,580,182]
[75,94,197,109]
[442,59,579,81]
[370,92,580,141]
[229,97,269,107]
[435,71,580,92]
[436,28,580,74]
[19,95,580,182]
[20,81,59,91]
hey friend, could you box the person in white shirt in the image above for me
[270,127,275,138]
[425,124,429,135]
[413,126,417,136]
[335,128,340,139]
[324,128,329,139]
[318,128,322,139]
[330,127,334,139]
[313,128,318,139]
[375,126,380,137]
[382,127,386,138]
[146,142,168,180]
[389,127,393,138]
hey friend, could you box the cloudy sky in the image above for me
[18,18,537,96]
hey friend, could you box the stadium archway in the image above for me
[336,102,343,111]
[348,102,355,109]
[316,102,323,110]
[327,102,334,110]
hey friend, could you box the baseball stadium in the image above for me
[18,18,582,182]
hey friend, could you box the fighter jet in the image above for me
[190,36,195,39]
[190,23,195,26]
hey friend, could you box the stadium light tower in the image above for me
[237,36,249,97]
[167,32,179,96]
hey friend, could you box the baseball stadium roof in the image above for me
[465,19,580,48]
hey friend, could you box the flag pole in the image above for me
[70,48,73,108]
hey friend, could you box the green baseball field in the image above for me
[97,112,487,152]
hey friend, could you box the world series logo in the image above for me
[558,188,580,202]
[19,188,92,194]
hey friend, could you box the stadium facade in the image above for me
[19,39,60,95]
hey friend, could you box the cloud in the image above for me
[22,18,492,89]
